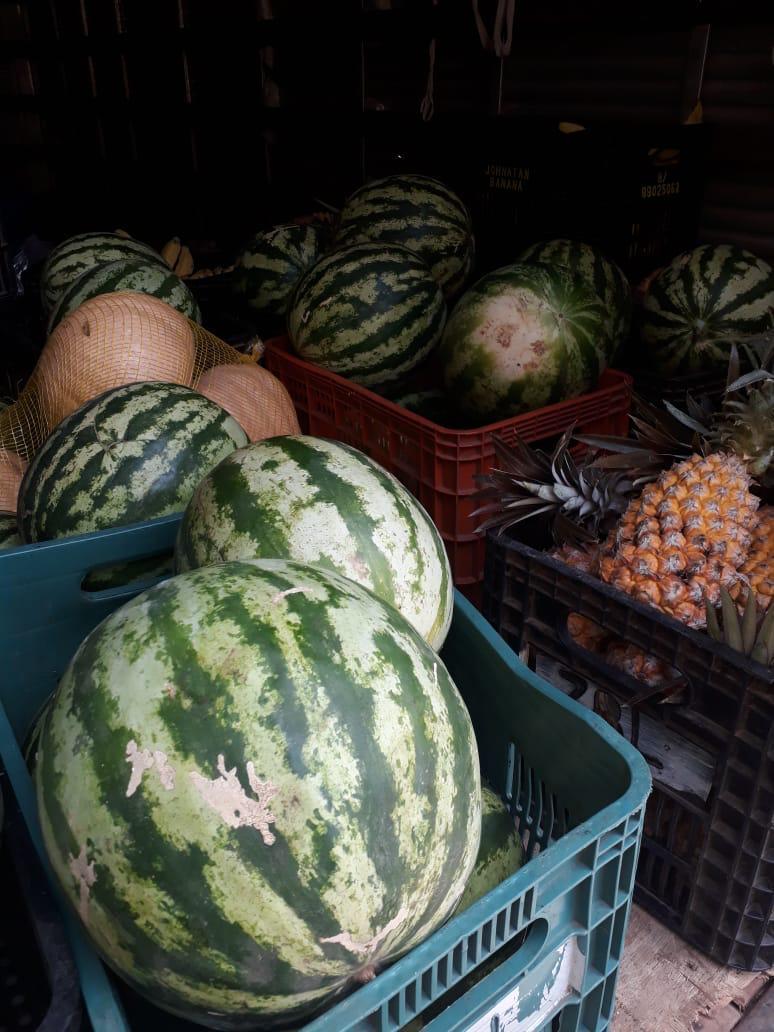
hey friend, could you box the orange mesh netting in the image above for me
[0,291,263,463]
[0,448,27,513]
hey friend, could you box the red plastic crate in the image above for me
[264,336,633,607]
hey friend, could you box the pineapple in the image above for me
[738,506,774,611]
[476,436,761,630]
[717,342,774,488]
[598,452,759,628]
[603,642,679,691]
[549,543,608,653]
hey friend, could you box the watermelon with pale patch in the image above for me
[40,232,166,314]
[233,224,323,318]
[440,262,608,422]
[288,243,446,387]
[34,558,481,1028]
[18,382,248,543]
[518,239,631,359]
[0,512,20,548]
[640,244,774,374]
[175,435,453,650]
[48,258,201,333]
[334,175,474,299]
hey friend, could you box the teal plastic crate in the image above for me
[0,516,650,1032]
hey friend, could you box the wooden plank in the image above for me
[613,906,772,1031]
[533,656,716,801]
[735,982,774,1031]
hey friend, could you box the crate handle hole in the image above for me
[551,610,689,708]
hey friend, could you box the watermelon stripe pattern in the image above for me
[233,224,323,318]
[0,512,20,549]
[334,175,474,299]
[641,244,774,374]
[35,559,480,1027]
[288,243,446,387]
[518,239,631,358]
[441,262,608,421]
[456,784,523,913]
[41,232,166,314]
[175,435,454,649]
[18,382,248,542]
[48,258,201,333]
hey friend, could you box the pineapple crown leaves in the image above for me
[575,393,709,484]
[705,587,774,667]
[724,336,774,393]
[472,426,633,540]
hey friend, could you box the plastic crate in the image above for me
[0,776,83,1032]
[483,532,774,971]
[0,515,649,1032]
[264,336,633,608]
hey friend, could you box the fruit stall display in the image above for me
[0,140,771,1028]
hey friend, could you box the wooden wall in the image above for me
[0,1,772,265]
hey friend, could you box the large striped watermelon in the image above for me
[640,244,774,374]
[456,784,523,913]
[334,175,474,299]
[34,558,481,1028]
[48,258,201,333]
[440,263,608,422]
[18,382,248,542]
[233,224,323,318]
[288,243,446,386]
[518,239,631,359]
[175,435,453,649]
[41,232,166,314]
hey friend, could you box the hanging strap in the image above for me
[471,0,515,56]
[420,37,437,121]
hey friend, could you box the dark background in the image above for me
[0,0,772,277]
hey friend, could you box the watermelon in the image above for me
[41,232,166,315]
[334,174,474,299]
[403,785,525,1032]
[389,389,462,427]
[518,239,631,359]
[83,554,175,592]
[640,244,774,375]
[233,224,323,318]
[34,558,481,1028]
[48,258,201,333]
[288,243,446,387]
[0,512,21,548]
[175,435,454,650]
[440,262,608,422]
[18,382,248,543]
[456,785,523,913]
[24,697,53,770]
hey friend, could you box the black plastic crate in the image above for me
[483,531,774,971]
[0,776,83,1032]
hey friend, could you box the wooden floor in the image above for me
[613,906,773,1032]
